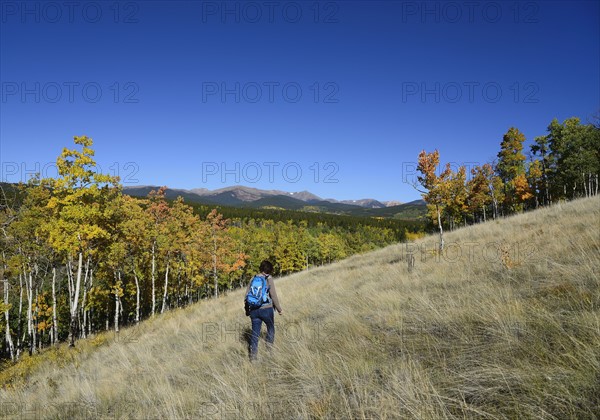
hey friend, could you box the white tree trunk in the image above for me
[16,273,23,358]
[105,301,109,331]
[3,278,15,360]
[114,295,119,333]
[161,261,170,314]
[34,287,39,352]
[52,267,58,346]
[134,270,140,324]
[68,252,83,347]
[151,242,156,317]
[88,268,94,336]
[80,259,90,339]
[23,265,34,355]
[114,271,121,333]
[67,257,74,314]
[436,205,444,253]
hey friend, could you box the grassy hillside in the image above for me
[1,197,598,419]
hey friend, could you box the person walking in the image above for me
[245,260,283,360]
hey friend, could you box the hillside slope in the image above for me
[1,197,598,419]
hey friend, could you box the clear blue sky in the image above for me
[1,1,598,202]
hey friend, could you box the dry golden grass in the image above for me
[0,197,598,419]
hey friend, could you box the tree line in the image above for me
[0,136,420,361]
[416,116,600,250]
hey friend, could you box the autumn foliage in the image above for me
[0,136,407,358]
[416,117,599,233]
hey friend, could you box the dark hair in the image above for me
[259,260,273,275]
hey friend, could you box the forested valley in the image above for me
[0,136,420,360]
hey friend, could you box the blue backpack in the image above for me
[245,275,270,311]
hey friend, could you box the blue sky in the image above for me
[1,1,598,202]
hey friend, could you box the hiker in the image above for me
[245,260,283,360]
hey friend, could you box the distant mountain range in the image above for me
[122,185,426,219]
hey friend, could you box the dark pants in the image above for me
[249,306,275,360]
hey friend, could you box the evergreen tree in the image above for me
[496,127,528,212]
